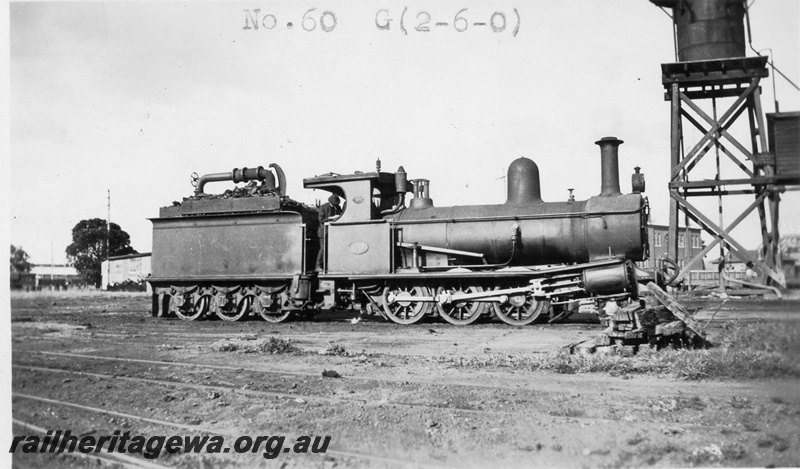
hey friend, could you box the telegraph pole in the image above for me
[107,189,111,290]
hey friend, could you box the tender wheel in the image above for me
[216,294,251,322]
[173,293,210,321]
[256,291,293,323]
[382,283,432,325]
[493,292,549,326]
[435,284,486,325]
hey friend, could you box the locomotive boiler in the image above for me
[148,137,649,326]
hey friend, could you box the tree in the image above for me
[10,245,32,273]
[66,218,137,287]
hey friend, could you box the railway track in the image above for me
[15,353,729,428]
[34,350,552,394]
[12,418,170,469]
[12,362,535,417]
[12,392,446,468]
[12,349,732,469]
[24,349,735,399]
[14,365,357,404]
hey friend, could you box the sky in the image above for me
[0,2,798,460]
[6,0,800,265]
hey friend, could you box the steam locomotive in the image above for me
[148,137,649,325]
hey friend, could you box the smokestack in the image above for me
[595,137,623,196]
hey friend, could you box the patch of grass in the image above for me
[640,442,680,466]
[730,396,751,409]
[548,407,585,418]
[658,319,800,380]
[626,434,645,445]
[319,343,348,356]
[212,336,297,354]
[685,444,723,466]
[722,442,747,460]
[715,319,800,355]
[439,320,800,380]
[757,434,790,452]
[213,342,240,352]
[257,336,297,354]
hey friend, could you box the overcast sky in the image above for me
[7,0,800,265]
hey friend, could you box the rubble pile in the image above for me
[571,282,709,356]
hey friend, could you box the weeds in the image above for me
[258,336,298,354]
[685,444,723,466]
[722,442,747,460]
[319,343,348,356]
[212,336,297,354]
[549,408,585,418]
[214,342,240,352]
[440,320,800,380]
[756,434,791,452]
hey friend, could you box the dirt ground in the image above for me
[9,291,800,468]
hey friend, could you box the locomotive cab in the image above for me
[304,166,413,274]
[304,167,411,223]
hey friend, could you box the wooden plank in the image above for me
[575,340,597,356]
[623,331,645,340]
[595,334,611,347]
[678,87,752,100]
[669,176,781,189]
[655,320,685,337]
[646,282,706,340]
[660,57,769,86]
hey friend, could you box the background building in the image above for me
[9,264,87,291]
[101,253,152,292]
[637,224,705,271]
[635,224,792,289]
[780,235,800,288]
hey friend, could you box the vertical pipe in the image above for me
[668,84,681,271]
[672,13,679,63]
[770,193,784,286]
[713,97,725,290]
[107,189,111,291]
[680,103,689,285]
[751,83,781,286]
[595,137,623,196]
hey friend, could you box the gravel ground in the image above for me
[9,291,800,468]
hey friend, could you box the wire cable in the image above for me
[745,2,800,93]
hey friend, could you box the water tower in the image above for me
[650,0,799,289]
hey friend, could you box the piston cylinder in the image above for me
[582,263,632,294]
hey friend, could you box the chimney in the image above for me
[595,137,623,196]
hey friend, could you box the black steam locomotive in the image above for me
[148,137,649,325]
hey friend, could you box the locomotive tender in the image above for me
[149,137,649,325]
